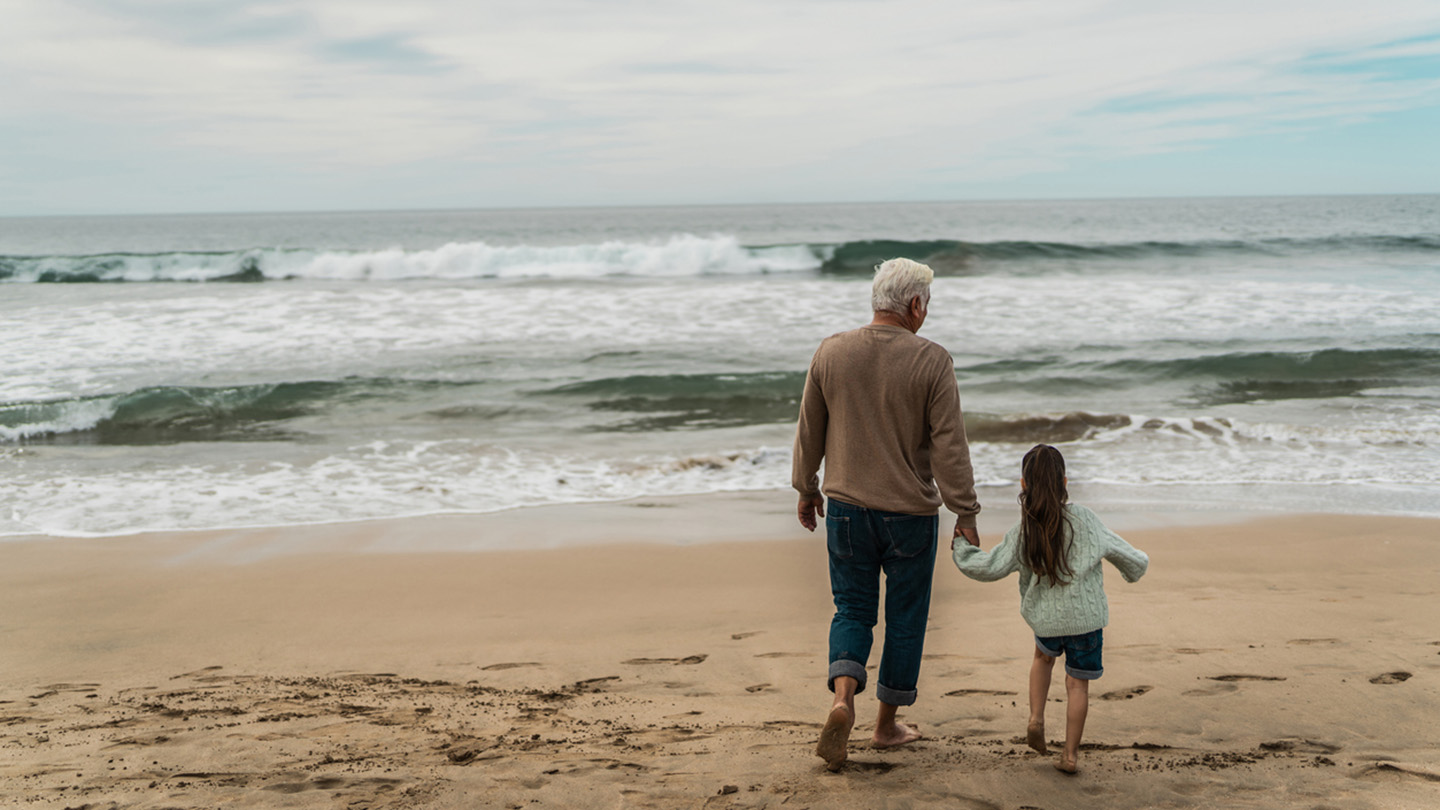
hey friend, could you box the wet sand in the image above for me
[2,495,1438,808]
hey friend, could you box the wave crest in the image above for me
[0,237,822,283]
[4,232,1436,283]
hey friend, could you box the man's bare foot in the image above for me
[1026,722,1048,755]
[816,704,854,771]
[1055,754,1078,774]
[871,720,922,748]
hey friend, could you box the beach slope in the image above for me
[2,504,1438,808]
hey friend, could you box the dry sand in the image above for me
[2,493,1439,809]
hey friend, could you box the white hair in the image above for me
[871,258,934,314]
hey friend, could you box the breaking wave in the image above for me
[4,232,1436,282]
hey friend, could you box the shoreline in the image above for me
[2,504,1438,808]
[0,486,1296,551]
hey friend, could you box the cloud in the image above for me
[1,0,1438,213]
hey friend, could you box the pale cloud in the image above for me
[0,0,1437,213]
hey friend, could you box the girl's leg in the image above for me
[1058,674,1089,773]
[1027,645,1055,754]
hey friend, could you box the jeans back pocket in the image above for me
[880,514,937,559]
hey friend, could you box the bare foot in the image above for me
[1026,722,1048,755]
[816,704,853,771]
[872,720,922,748]
[1055,754,1078,774]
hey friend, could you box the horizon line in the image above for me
[4,190,1439,222]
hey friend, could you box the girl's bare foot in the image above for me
[816,704,854,771]
[1055,754,1078,774]
[872,720,922,748]
[1026,722,1048,754]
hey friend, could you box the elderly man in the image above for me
[793,257,981,771]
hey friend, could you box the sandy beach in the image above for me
[2,493,1438,809]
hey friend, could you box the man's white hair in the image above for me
[871,258,934,314]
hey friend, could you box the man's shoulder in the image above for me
[909,332,952,357]
[813,327,869,358]
[818,326,951,354]
[818,325,870,344]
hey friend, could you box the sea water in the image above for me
[2,196,1438,537]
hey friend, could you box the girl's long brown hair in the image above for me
[1018,444,1074,587]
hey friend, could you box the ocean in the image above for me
[3,196,1438,538]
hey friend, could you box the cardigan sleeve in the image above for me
[1100,522,1149,583]
[953,527,1021,582]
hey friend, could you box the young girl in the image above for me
[953,444,1148,774]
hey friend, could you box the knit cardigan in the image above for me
[952,504,1148,637]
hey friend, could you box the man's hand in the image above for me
[797,495,825,532]
[952,524,979,549]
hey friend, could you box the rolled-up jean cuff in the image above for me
[875,683,917,706]
[828,659,867,693]
[1065,665,1103,681]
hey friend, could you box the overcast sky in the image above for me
[3,0,1438,216]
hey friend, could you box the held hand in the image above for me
[952,525,980,548]
[797,496,825,532]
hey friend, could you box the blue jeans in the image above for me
[1035,628,1104,680]
[825,498,938,706]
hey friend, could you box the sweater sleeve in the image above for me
[927,353,981,528]
[953,527,1021,582]
[790,354,827,498]
[1099,521,1149,583]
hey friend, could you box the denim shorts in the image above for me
[1035,628,1103,680]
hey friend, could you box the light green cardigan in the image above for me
[953,504,1148,637]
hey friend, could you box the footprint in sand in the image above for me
[1369,671,1412,684]
[481,662,543,671]
[1209,674,1287,682]
[1099,685,1153,701]
[745,683,771,693]
[1260,738,1341,754]
[943,688,1016,697]
[1360,763,1440,783]
[1172,648,1223,655]
[30,683,101,699]
[622,655,708,665]
[844,760,900,774]
[754,652,811,659]
[170,666,224,680]
[731,631,763,640]
[571,676,620,690]
[1183,682,1238,697]
[1287,638,1341,646]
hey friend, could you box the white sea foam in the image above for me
[289,238,781,280]
[0,398,116,442]
[6,273,1439,405]
[0,237,823,284]
[4,406,1438,538]
[5,249,1440,536]
[0,441,796,538]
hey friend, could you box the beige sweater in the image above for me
[792,324,981,526]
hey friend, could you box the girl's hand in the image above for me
[953,525,980,547]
